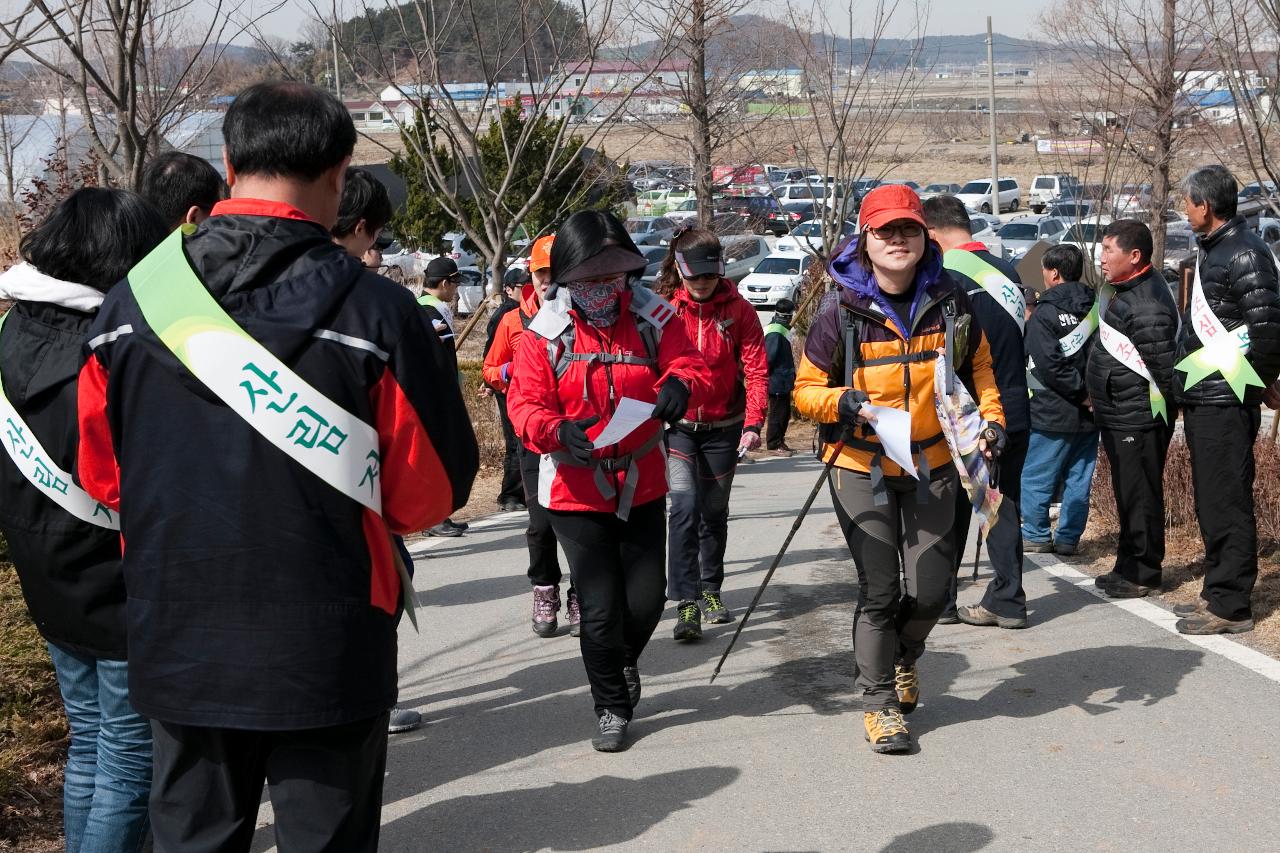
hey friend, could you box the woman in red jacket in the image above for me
[656,228,768,641]
[508,210,711,752]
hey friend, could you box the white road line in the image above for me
[1034,555,1280,685]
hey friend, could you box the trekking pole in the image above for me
[710,438,846,684]
[972,526,982,582]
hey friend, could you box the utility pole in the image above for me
[987,16,999,218]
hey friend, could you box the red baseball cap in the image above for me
[859,184,926,230]
[530,234,555,272]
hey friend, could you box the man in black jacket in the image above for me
[763,297,796,456]
[1022,244,1099,557]
[1089,219,1179,599]
[1173,165,1280,634]
[925,194,1028,628]
[78,82,478,853]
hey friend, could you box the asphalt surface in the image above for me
[250,451,1280,853]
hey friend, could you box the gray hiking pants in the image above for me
[830,467,958,711]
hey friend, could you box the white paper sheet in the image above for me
[593,397,655,448]
[863,404,918,479]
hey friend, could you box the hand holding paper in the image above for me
[861,403,917,479]
[593,397,655,448]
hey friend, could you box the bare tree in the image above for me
[0,0,279,188]
[1040,0,1208,269]
[315,0,668,298]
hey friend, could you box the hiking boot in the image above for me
[701,590,734,624]
[592,710,630,752]
[1172,599,1209,618]
[387,708,423,734]
[769,447,794,458]
[532,585,560,637]
[426,522,462,538]
[623,666,641,709]
[1023,539,1054,554]
[957,604,1028,629]
[1053,541,1078,556]
[566,587,582,637]
[1099,576,1159,599]
[894,664,919,714]
[499,499,527,512]
[445,518,469,532]
[863,709,911,754]
[673,600,702,641]
[934,609,960,625]
[1093,571,1122,589]
[1176,611,1254,635]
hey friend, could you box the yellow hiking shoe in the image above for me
[863,708,911,754]
[894,664,919,714]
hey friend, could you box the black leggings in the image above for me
[520,447,563,587]
[666,425,741,602]
[548,499,667,719]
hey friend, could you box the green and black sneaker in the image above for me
[701,590,735,624]
[672,600,702,641]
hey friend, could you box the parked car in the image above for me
[996,216,1067,260]
[1161,229,1198,284]
[773,182,834,204]
[721,235,773,283]
[626,215,680,246]
[1111,183,1153,214]
[441,231,480,268]
[738,252,813,308]
[919,182,962,200]
[1044,200,1099,222]
[768,167,817,185]
[851,177,882,195]
[1058,216,1115,268]
[777,218,857,255]
[666,197,701,224]
[884,180,921,191]
[382,240,430,279]
[637,245,672,287]
[455,266,488,315]
[1239,180,1277,205]
[957,178,1021,213]
[969,214,1004,257]
[715,195,789,235]
[1257,216,1280,244]
[1029,174,1080,213]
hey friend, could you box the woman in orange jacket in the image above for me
[793,185,1005,755]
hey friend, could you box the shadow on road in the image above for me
[879,822,995,852]
[379,767,740,850]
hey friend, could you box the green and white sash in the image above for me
[1098,284,1168,422]
[128,229,416,626]
[944,249,1026,332]
[0,314,119,529]
[1175,259,1264,401]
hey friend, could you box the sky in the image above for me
[250,0,1058,43]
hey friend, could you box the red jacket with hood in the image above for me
[670,279,768,429]
[507,288,712,513]
[482,284,538,392]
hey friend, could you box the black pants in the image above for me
[1185,404,1262,621]
[549,500,667,719]
[830,469,958,711]
[149,712,389,853]
[766,394,792,449]
[947,429,1028,619]
[665,425,741,602]
[1100,424,1174,587]
[520,446,563,587]
[495,393,523,504]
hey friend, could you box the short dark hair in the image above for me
[921,194,971,232]
[1042,243,1085,282]
[549,209,643,284]
[1103,219,1153,263]
[1182,165,1238,219]
[20,187,167,291]
[224,81,356,181]
[140,151,226,229]
[333,167,393,238]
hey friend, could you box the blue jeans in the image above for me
[46,642,151,853]
[1020,429,1099,548]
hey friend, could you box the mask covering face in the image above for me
[567,275,625,327]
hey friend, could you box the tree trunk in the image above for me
[1150,0,1179,273]
[688,0,714,228]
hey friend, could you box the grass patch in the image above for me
[0,540,66,847]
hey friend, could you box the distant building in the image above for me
[732,69,806,99]
[344,99,417,132]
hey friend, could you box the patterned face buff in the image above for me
[567,274,626,326]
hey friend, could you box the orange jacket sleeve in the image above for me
[482,310,520,392]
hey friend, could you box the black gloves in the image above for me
[557,416,600,465]
[652,377,690,424]
[981,422,1007,459]
[837,389,871,428]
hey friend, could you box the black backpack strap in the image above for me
[942,295,957,395]
[842,307,862,389]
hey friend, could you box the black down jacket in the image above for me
[1176,216,1280,406]
[1026,281,1097,434]
[1086,266,1180,431]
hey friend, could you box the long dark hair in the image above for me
[20,187,168,291]
[656,227,721,298]
[549,209,642,283]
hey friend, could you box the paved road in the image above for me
[252,454,1280,852]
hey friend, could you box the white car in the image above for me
[996,216,1067,260]
[665,197,700,224]
[968,214,1005,257]
[1111,183,1153,214]
[956,178,1021,214]
[1058,216,1115,269]
[776,218,857,255]
[1029,174,1079,213]
[381,241,431,278]
[774,182,833,204]
[738,252,813,308]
